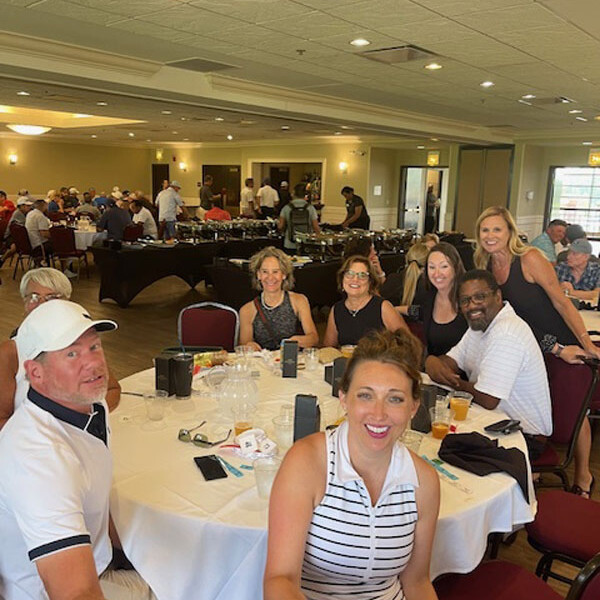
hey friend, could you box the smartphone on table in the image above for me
[194,455,228,481]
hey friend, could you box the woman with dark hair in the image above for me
[264,329,440,600]
[323,255,408,348]
[239,246,318,351]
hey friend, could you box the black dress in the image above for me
[422,291,468,356]
[333,296,384,346]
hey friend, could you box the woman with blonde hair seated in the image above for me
[264,329,440,600]
[396,242,429,315]
[239,246,318,351]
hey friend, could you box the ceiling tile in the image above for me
[31,0,115,25]
[189,0,312,23]
[67,0,173,18]
[137,5,242,34]
[414,0,533,18]
[324,0,437,29]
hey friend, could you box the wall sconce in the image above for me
[588,149,600,167]
[8,153,18,165]
[427,151,440,167]
[179,161,187,172]
[339,161,348,174]
[155,148,163,161]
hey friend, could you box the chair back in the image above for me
[568,552,600,600]
[49,226,77,255]
[0,218,8,241]
[77,210,97,221]
[48,212,68,222]
[10,223,32,254]
[178,302,239,352]
[123,222,144,241]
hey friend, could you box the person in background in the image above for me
[46,190,62,213]
[277,181,292,214]
[0,268,121,429]
[1,198,34,267]
[424,185,439,234]
[130,199,158,239]
[556,224,599,264]
[93,190,109,211]
[240,177,256,218]
[96,197,132,241]
[75,194,101,221]
[530,219,567,263]
[0,191,16,222]
[155,180,187,240]
[256,178,279,219]
[198,175,221,216]
[555,238,600,303]
[343,235,386,284]
[422,233,440,250]
[340,186,370,230]
[239,246,318,351]
[264,329,440,600]
[323,255,408,348]
[278,183,320,254]
[396,242,429,315]
[204,197,232,221]
[25,199,52,264]
[63,187,80,209]
[475,205,600,497]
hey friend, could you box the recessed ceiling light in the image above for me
[7,124,51,135]
[215,117,224,122]
[146,139,151,142]
[582,141,593,146]
[281,126,290,130]
[128,132,135,137]
[91,134,97,139]
[350,38,370,47]
[334,131,342,135]
[227,134,233,140]
[576,116,588,122]
[595,116,600,121]
[180,117,187,121]
[73,113,91,118]
[340,125,352,130]
[480,81,495,88]
[569,109,583,114]
[417,145,425,149]
[96,101,108,106]
[518,99,532,106]
[431,138,439,142]
[425,62,442,70]
[161,110,172,115]
[17,91,30,96]
[172,131,178,134]
[183,138,189,141]
[521,94,536,99]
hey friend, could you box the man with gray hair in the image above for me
[0,300,154,600]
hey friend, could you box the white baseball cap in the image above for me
[170,180,182,189]
[69,187,80,195]
[16,300,117,362]
[17,196,33,206]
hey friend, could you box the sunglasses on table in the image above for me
[178,428,232,448]
[343,270,369,280]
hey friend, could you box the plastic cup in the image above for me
[430,406,454,440]
[144,390,168,421]
[401,429,423,453]
[272,414,294,450]
[232,402,254,437]
[449,391,473,421]
[254,456,282,499]
[304,347,319,371]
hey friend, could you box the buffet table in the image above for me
[111,361,535,600]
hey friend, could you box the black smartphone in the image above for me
[194,455,228,481]
[484,419,521,434]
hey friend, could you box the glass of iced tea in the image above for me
[449,391,473,421]
[429,406,454,440]
[232,402,254,437]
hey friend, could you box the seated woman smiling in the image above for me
[239,246,318,351]
[323,255,408,348]
[264,329,440,600]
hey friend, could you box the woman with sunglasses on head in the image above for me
[0,268,121,429]
[475,206,599,498]
[264,329,440,600]
[323,255,408,348]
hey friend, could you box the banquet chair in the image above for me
[434,553,600,600]
[532,357,599,490]
[10,223,35,279]
[49,226,89,279]
[122,222,144,242]
[526,490,600,585]
[48,211,68,222]
[178,302,239,352]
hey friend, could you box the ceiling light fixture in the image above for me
[172,131,178,134]
[180,117,187,121]
[340,125,352,130]
[425,62,442,70]
[576,116,588,122]
[96,101,108,106]
[226,134,233,140]
[518,99,532,106]
[91,134,97,138]
[128,132,135,137]
[350,38,370,47]
[281,126,290,130]
[334,131,342,135]
[569,109,583,114]
[521,94,536,99]
[480,81,495,88]
[595,116,600,121]
[161,110,172,115]
[215,117,224,122]
[73,113,91,118]
[417,145,425,149]
[583,142,593,146]
[17,91,30,96]
[7,124,51,135]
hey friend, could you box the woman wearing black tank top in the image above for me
[475,206,599,498]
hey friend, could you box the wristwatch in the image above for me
[554,343,565,358]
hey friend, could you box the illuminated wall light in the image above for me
[339,161,348,174]
[179,161,187,172]
[8,154,18,165]
[427,151,440,167]
[156,148,164,161]
[588,149,600,167]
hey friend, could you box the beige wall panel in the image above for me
[482,148,512,209]
[369,147,399,209]
[455,149,484,236]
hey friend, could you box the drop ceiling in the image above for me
[0,0,598,146]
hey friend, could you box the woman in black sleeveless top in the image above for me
[475,206,599,497]
[323,255,408,348]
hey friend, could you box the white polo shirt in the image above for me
[156,187,183,222]
[257,185,278,209]
[133,206,158,239]
[25,209,50,249]
[447,302,552,436]
[0,389,112,600]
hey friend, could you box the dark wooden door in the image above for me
[269,166,289,189]
[151,164,170,201]
[202,165,241,209]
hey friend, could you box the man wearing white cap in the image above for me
[0,301,155,600]
[155,180,188,240]
[64,187,80,210]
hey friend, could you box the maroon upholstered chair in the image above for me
[177,302,239,352]
[49,226,89,279]
[434,554,600,600]
[526,490,600,585]
[10,223,34,279]
[48,211,68,222]
[122,222,144,242]
[533,356,599,490]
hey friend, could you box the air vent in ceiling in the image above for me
[166,58,239,73]
[359,45,436,65]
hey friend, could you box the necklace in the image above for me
[346,297,368,317]
[261,291,284,311]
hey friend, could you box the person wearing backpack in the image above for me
[278,183,320,254]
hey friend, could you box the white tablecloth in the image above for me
[74,229,104,250]
[111,362,535,600]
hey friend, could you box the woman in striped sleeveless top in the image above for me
[264,330,440,600]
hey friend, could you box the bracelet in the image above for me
[554,344,565,358]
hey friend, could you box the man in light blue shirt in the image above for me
[530,219,567,263]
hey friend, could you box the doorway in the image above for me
[151,164,169,200]
[398,167,448,234]
[202,165,241,211]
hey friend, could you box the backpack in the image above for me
[288,202,311,242]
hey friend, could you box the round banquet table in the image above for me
[111,361,535,600]
[74,229,105,250]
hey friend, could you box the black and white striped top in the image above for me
[301,421,419,600]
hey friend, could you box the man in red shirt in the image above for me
[0,191,16,222]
